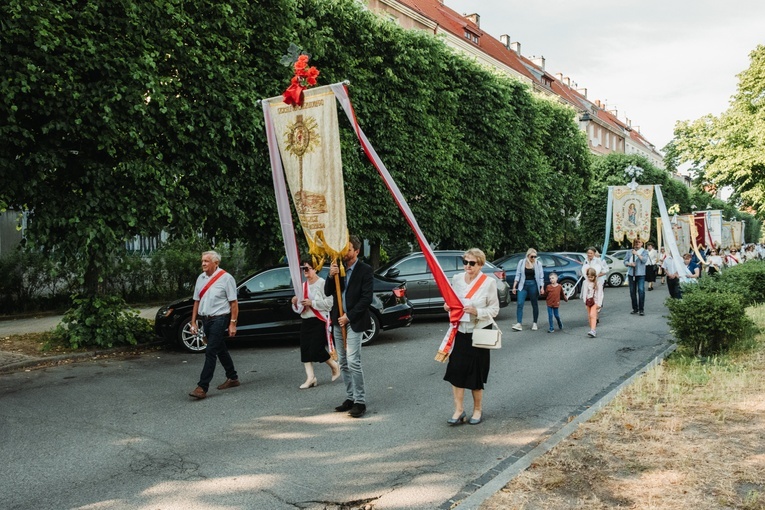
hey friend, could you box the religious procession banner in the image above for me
[613,185,653,243]
[731,221,744,248]
[671,214,694,254]
[693,211,714,249]
[706,210,723,248]
[721,221,734,249]
[265,85,348,265]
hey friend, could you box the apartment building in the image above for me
[365,0,665,167]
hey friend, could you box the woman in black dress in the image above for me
[291,258,340,388]
[443,248,500,425]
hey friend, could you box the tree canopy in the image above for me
[671,45,765,220]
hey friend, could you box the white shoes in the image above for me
[587,330,597,338]
[531,323,538,331]
[512,323,522,331]
[299,377,318,389]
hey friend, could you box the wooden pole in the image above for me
[333,258,347,349]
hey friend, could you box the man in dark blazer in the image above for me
[325,235,373,418]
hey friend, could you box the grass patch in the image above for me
[481,303,765,510]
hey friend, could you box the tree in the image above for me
[0,0,295,345]
[671,45,765,219]
[0,0,295,285]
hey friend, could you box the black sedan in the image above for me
[155,266,414,352]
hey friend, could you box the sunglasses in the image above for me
[529,255,537,259]
[302,266,312,272]
[462,259,477,267]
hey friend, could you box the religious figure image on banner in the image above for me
[721,221,733,249]
[707,210,723,248]
[267,86,347,263]
[613,185,653,243]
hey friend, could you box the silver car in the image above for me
[556,252,628,287]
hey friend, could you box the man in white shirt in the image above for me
[188,250,240,400]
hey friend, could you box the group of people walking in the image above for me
[185,238,762,426]
[187,237,373,420]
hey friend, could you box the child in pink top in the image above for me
[582,268,604,338]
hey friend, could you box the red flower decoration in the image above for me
[283,53,320,106]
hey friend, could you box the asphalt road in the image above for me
[1,285,674,510]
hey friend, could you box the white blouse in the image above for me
[299,278,334,319]
[451,272,499,334]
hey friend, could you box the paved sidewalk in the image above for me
[0,307,160,373]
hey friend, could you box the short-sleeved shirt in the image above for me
[194,268,237,317]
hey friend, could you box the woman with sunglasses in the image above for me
[511,248,545,331]
[291,257,340,389]
[443,248,499,425]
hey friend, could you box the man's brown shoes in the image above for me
[217,378,240,390]
[188,387,207,399]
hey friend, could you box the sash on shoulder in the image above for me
[199,269,227,300]
[436,273,488,361]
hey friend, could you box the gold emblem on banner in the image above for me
[284,115,326,215]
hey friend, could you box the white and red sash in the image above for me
[199,269,227,300]
[294,280,334,356]
[436,273,488,358]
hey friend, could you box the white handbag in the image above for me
[471,321,502,349]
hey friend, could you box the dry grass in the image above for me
[481,305,765,510]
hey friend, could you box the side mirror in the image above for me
[238,287,250,298]
[385,268,400,278]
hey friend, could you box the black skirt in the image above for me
[300,317,330,363]
[443,330,490,390]
[645,265,657,283]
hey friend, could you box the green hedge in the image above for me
[666,262,764,356]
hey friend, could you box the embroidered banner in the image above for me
[671,215,694,254]
[706,210,723,249]
[693,212,713,249]
[731,221,744,248]
[721,221,733,249]
[266,86,348,265]
[613,185,653,243]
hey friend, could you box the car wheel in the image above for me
[361,312,381,345]
[560,279,578,298]
[608,273,624,288]
[178,317,207,353]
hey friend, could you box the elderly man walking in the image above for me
[188,250,240,400]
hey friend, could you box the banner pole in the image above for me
[333,258,347,349]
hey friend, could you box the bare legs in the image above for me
[452,385,483,420]
[326,358,340,381]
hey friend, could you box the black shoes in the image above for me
[334,399,354,412]
[630,310,638,314]
[349,403,366,418]
[639,311,645,316]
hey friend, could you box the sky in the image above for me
[446,0,765,152]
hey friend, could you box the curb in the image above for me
[0,339,168,374]
[447,340,678,510]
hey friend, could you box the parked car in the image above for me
[375,251,510,314]
[492,252,582,299]
[155,266,414,352]
[608,250,631,263]
[556,252,628,287]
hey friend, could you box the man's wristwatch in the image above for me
[230,319,237,324]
